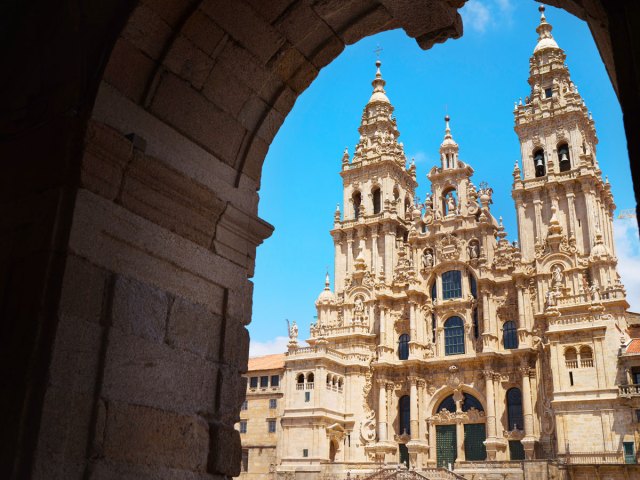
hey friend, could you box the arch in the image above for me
[399,395,411,435]
[533,148,546,177]
[580,345,594,367]
[297,373,305,384]
[326,374,331,385]
[307,372,315,383]
[503,320,519,349]
[353,190,362,219]
[506,388,524,431]
[434,390,486,414]
[564,346,578,368]
[444,316,465,355]
[398,333,410,360]
[372,186,382,214]
[557,142,571,172]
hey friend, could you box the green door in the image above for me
[509,440,525,460]
[464,423,487,461]
[624,442,636,464]
[399,444,409,468]
[436,424,457,468]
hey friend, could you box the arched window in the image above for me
[462,393,484,412]
[533,148,546,177]
[307,372,314,383]
[353,191,362,219]
[565,347,578,369]
[398,334,410,360]
[399,395,411,435]
[503,321,519,349]
[437,394,456,413]
[558,143,571,172]
[444,316,465,355]
[297,374,304,384]
[442,270,462,299]
[372,187,381,214]
[506,388,524,431]
[580,346,594,367]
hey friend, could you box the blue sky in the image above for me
[249,1,640,356]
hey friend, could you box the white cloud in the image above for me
[249,336,290,357]
[613,218,640,312]
[462,0,491,33]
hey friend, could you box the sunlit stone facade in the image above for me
[271,7,638,479]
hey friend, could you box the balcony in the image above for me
[619,384,640,397]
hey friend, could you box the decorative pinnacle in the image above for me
[538,4,545,20]
[324,272,331,289]
[444,115,452,137]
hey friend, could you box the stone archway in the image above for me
[1,1,639,479]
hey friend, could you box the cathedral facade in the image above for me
[275,7,638,478]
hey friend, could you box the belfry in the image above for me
[242,7,640,479]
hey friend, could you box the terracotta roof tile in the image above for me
[627,339,640,354]
[248,353,285,371]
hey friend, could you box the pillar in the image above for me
[378,380,388,442]
[409,301,416,339]
[521,366,536,459]
[371,225,379,274]
[410,378,419,440]
[384,224,395,283]
[483,369,499,460]
[379,307,386,346]
[346,230,354,272]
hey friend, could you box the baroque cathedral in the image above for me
[268,6,639,478]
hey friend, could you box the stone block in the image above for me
[119,151,227,249]
[81,121,132,200]
[221,320,250,372]
[32,454,84,480]
[102,330,217,415]
[183,10,226,57]
[58,254,109,325]
[201,0,285,63]
[202,64,252,117]
[103,402,209,471]
[244,0,294,24]
[287,58,319,94]
[89,459,218,480]
[207,422,242,476]
[164,35,214,90]
[150,72,247,166]
[122,4,172,60]
[339,5,396,45]
[308,34,345,70]
[274,2,322,46]
[270,46,308,84]
[240,136,268,183]
[103,37,156,104]
[111,274,169,343]
[167,296,223,360]
[215,40,278,99]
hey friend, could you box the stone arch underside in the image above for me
[1,1,639,479]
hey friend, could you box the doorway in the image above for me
[464,423,487,461]
[436,424,457,467]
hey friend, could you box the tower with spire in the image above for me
[275,7,636,476]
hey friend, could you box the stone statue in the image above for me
[545,290,557,307]
[354,297,364,314]
[589,282,601,301]
[422,250,434,268]
[468,242,479,259]
[446,193,456,214]
[287,320,298,340]
[552,265,563,286]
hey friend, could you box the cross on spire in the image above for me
[373,44,383,59]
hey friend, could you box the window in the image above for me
[635,409,640,423]
[241,449,249,472]
[271,375,280,387]
[632,368,640,385]
[241,400,248,410]
[569,371,574,386]
[267,419,276,433]
[444,316,465,355]
[305,391,311,402]
[462,393,484,412]
[509,440,525,460]
[239,421,247,434]
[260,376,269,388]
[580,346,593,367]
[399,395,410,435]
[269,399,277,409]
[398,333,410,360]
[307,372,314,383]
[558,143,571,172]
[545,87,553,98]
[249,377,258,388]
[503,321,519,349]
[373,187,381,214]
[442,270,462,299]
[565,347,578,369]
[624,442,636,464]
[437,395,456,413]
[353,191,362,219]
[534,148,546,177]
[297,373,304,384]
[303,449,309,458]
[506,388,524,430]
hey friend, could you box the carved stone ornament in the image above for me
[428,407,486,425]
[360,411,377,444]
[436,234,461,261]
[447,365,461,388]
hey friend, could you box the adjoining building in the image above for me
[241,7,640,480]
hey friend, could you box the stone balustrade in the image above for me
[619,384,640,397]
[557,451,624,464]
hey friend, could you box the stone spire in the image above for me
[533,5,559,53]
[440,115,459,170]
[348,60,407,168]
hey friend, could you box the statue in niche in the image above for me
[545,290,558,308]
[589,282,601,301]
[552,265,563,286]
[422,249,434,268]
[354,297,365,314]
[468,242,479,259]
[446,193,456,214]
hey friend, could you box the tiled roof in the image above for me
[248,353,285,371]
[626,339,640,354]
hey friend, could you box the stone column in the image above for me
[409,301,416,339]
[346,230,354,273]
[378,380,388,442]
[410,377,419,439]
[533,193,543,241]
[379,306,386,346]
[483,369,499,460]
[481,292,494,351]
[520,365,536,459]
[566,188,577,238]
[371,225,379,274]
[383,223,395,284]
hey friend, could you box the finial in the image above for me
[375,59,382,79]
[444,115,451,136]
[499,216,503,227]
[539,4,546,20]
[336,203,340,212]
[514,159,520,171]
[325,271,330,289]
